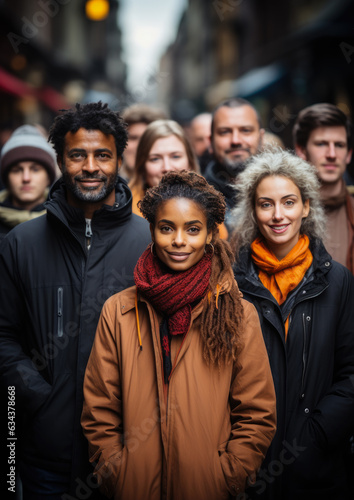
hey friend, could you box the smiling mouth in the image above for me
[78,179,103,189]
[228,149,249,155]
[166,252,191,261]
[270,224,289,233]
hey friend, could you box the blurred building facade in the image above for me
[0,0,126,136]
[158,0,354,154]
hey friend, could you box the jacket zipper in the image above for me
[57,287,63,337]
[243,278,329,400]
[85,219,93,251]
[300,313,307,399]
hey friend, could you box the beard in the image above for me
[62,168,119,203]
[222,157,247,177]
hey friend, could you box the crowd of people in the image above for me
[0,97,353,500]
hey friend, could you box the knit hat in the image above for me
[0,125,57,185]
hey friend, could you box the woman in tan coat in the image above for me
[81,171,276,500]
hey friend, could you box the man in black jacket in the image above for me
[0,102,151,500]
[204,97,264,232]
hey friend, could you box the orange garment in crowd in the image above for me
[251,234,313,338]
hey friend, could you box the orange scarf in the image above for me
[251,235,313,338]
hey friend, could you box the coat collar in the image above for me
[45,176,134,230]
[234,237,332,297]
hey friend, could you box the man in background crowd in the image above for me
[120,103,166,181]
[187,112,212,173]
[294,102,354,274]
[0,124,57,241]
[205,97,264,231]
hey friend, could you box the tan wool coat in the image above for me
[81,285,276,500]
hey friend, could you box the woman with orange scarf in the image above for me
[232,149,354,500]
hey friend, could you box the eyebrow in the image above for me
[217,125,255,130]
[158,219,204,225]
[66,148,113,154]
[10,162,42,168]
[257,194,299,201]
[149,150,184,156]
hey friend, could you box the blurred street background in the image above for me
[0,0,354,174]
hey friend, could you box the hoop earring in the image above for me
[205,243,214,255]
[150,242,155,255]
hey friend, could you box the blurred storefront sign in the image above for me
[0,67,69,112]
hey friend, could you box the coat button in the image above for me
[304,408,309,413]
[325,261,330,267]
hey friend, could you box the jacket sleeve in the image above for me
[310,268,354,449]
[220,299,277,496]
[81,297,124,498]
[0,236,52,415]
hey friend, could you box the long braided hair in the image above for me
[138,170,244,365]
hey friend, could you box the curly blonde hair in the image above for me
[230,148,326,254]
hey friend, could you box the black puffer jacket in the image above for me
[234,239,354,500]
[0,177,151,498]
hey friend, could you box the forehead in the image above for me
[308,125,348,143]
[256,175,301,197]
[128,122,147,137]
[156,197,207,222]
[214,105,259,129]
[191,116,211,133]
[150,135,185,153]
[64,128,116,152]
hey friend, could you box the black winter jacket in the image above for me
[204,159,239,231]
[0,177,151,498]
[234,239,354,500]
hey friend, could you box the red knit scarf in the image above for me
[134,245,212,382]
[134,245,212,336]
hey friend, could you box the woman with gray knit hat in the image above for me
[0,124,57,241]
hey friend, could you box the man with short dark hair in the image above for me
[0,102,151,499]
[205,97,264,231]
[0,124,57,241]
[294,102,354,274]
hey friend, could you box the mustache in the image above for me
[74,173,107,181]
[225,146,251,154]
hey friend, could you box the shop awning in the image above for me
[0,66,69,112]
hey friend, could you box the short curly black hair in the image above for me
[138,170,226,233]
[48,101,128,162]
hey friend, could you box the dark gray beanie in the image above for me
[0,125,57,185]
